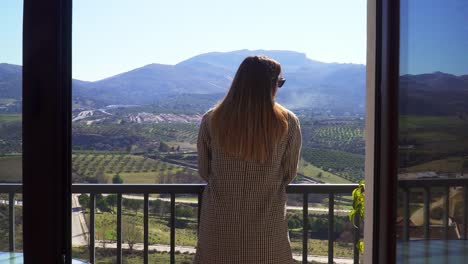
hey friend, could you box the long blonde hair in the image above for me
[210,55,289,163]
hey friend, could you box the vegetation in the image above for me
[301,147,364,182]
[0,203,23,251]
[71,152,202,184]
[399,115,468,169]
[403,156,468,174]
[297,159,351,184]
[75,198,357,259]
[71,247,323,264]
[349,180,365,254]
[300,117,365,155]
[0,118,22,154]
[72,122,198,153]
[0,155,21,182]
[72,247,196,264]
[0,109,367,184]
[112,174,124,184]
[0,113,22,122]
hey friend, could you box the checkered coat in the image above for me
[194,109,302,264]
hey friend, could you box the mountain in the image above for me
[0,63,22,100]
[40,50,468,116]
[400,72,468,115]
[79,50,367,112]
[2,50,369,113]
[3,51,468,115]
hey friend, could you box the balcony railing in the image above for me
[398,178,468,241]
[0,183,360,264]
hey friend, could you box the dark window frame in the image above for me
[21,0,400,263]
[22,0,72,263]
[364,0,400,263]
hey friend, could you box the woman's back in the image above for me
[194,108,302,264]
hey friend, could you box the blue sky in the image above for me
[400,0,468,76]
[2,0,366,81]
[1,0,467,81]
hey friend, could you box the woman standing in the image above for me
[194,55,302,264]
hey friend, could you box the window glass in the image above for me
[72,0,366,262]
[0,0,24,252]
[397,0,468,262]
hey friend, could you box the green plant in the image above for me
[349,179,365,254]
[112,173,124,184]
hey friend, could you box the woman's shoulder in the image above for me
[200,108,215,126]
[203,108,215,116]
[280,106,300,127]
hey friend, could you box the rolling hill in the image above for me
[1,50,366,113]
[3,50,467,115]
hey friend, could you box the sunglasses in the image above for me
[278,77,286,88]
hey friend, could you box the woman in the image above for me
[194,55,302,264]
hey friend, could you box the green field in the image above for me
[400,115,467,129]
[404,156,468,174]
[399,115,468,168]
[300,119,365,155]
[301,147,364,182]
[72,152,201,183]
[0,98,18,104]
[0,151,355,184]
[297,159,351,184]
[0,113,22,122]
[80,208,357,259]
[72,122,199,153]
[0,155,22,182]
[0,113,367,183]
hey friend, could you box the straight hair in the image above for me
[210,55,289,163]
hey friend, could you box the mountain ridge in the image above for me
[1,50,467,115]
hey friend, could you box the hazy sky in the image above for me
[2,0,366,81]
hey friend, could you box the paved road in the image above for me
[91,241,354,264]
[0,195,96,242]
[103,194,351,213]
[0,194,350,213]
[71,194,89,246]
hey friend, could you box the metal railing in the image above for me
[0,183,360,264]
[398,178,468,241]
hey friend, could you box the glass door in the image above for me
[396,0,468,263]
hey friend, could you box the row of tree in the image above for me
[78,194,196,218]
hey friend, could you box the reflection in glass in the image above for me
[397,0,468,262]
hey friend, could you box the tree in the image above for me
[96,221,109,248]
[158,141,170,152]
[96,194,110,212]
[287,215,302,229]
[95,172,109,184]
[175,205,195,218]
[106,194,117,212]
[122,217,142,252]
[317,172,323,178]
[78,194,90,210]
[112,174,124,184]
[123,198,141,215]
[150,199,170,216]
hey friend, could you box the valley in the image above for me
[2,49,468,262]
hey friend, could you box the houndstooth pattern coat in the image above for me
[194,109,302,264]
